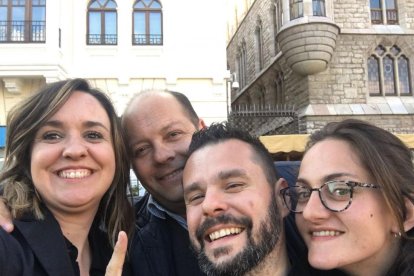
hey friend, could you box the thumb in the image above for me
[105,231,128,276]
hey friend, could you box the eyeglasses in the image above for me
[280,180,380,213]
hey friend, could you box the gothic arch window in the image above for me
[255,19,264,72]
[133,0,162,45]
[237,41,248,88]
[0,0,46,42]
[275,72,285,104]
[368,45,411,96]
[87,0,117,45]
[370,0,398,25]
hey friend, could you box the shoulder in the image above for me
[0,227,33,275]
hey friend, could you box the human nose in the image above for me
[201,189,228,217]
[62,135,88,159]
[153,142,175,164]
[301,190,330,221]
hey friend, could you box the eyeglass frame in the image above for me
[279,180,380,213]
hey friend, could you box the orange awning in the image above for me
[260,134,414,154]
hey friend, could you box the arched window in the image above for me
[368,45,411,96]
[87,0,117,45]
[237,41,248,88]
[255,20,264,72]
[275,72,284,104]
[133,0,162,45]
[370,0,398,25]
[0,0,46,43]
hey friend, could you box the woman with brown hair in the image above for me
[281,119,414,275]
[0,79,134,275]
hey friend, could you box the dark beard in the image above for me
[192,193,283,276]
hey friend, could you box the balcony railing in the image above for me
[371,8,398,24]
[0,20,45,43]
[386,9,398,24]
[133,34,163,45]
[87,34,117,45]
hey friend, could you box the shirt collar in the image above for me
[147,194,188,229]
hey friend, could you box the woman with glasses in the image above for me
[280,119,414,275]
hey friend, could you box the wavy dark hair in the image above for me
[306,119,414,275]
[0,78,134,246]
[187,122,277,186]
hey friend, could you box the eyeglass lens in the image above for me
[284,181,353,212]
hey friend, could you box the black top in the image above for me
[131,193,205,276]
[0,205,121,276]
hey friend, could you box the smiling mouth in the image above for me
[312,230,342,237]
[58,169,92,179]
[158,169,182,181]
[207,227,244,242]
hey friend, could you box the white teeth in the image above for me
[162,169,182,180]
[209,227,242,241]
[312,230,341,237]
[59,169,91,179]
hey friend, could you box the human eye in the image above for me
[186,193,204,205]
[326,181,351,200]
[166,130,184,140]
[225,182,245,192]
[85,131,104,140]
[41,131,63,142]
[294,187,311,202]
[133,145,151,158]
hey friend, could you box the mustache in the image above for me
[195,214,253,243]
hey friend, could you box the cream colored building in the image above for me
[0,0,229,139]
[226,0,414,134]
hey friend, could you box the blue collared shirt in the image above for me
[147,195,188,230]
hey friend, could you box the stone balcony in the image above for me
[277,18,340,76]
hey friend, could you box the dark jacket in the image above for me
[0,206,114,276]
[130,193,204,276]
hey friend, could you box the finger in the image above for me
[105,231,128,276]
[0,198,13,233]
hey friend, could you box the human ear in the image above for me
[198,119,206,130]
[275,178,289,218]
[403,197,414,232]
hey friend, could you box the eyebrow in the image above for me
[42,120,110,132]
[296,172,358,185]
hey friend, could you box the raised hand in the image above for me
[105,231,128,276]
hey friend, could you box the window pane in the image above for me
[398,57,411,95]
[149,12,161,34]
[32,6,45,21]
[106,0,117,9]
[368,56,381,95]
[33,0,46,5]
[313,0,325,16]
[90,1,100,8]
[134,1,145,8]
[13,0,25,5]
[383,56,396,94]
[134,12,145,34]
[0,7,6,21]
[11,6,24,21]
[385,0,396,9]
[105,12,116,34]
[89,12,101,34]
[370,0,381,9]
[150,1,161,8]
